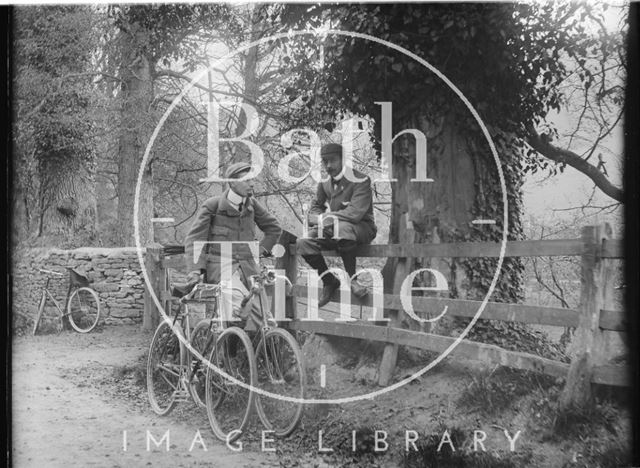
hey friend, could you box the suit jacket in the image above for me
[308,168,377,243]
[184,189,282,283]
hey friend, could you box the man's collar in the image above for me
[332,170,344,183]
[227,188,245,206]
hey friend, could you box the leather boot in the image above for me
[350,279,368,299]
[318,275,340,308]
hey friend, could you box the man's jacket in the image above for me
[184,189,282,283]
[308,168,377,244]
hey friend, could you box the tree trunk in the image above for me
[38,156,98,240]
[384,112,476,303]
[116,25,155,247]
[383,111,524,329]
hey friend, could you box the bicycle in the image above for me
[229,261,307,439]
[146,279,257,444]
[32,268,101,335]
[146,257,306,442]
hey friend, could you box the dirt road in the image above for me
[11,326,281,468]
[13,322,628,467]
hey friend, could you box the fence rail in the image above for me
[292,238,588,258]
[295,285,625,331]
[144,222,627,410]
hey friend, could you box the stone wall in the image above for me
[13,247,148,330]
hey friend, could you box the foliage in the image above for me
[457,366,556,415]
[280,3,618,142]
[277,2,624,296]
[401,425,533,468]
[13,6,99,237]
[106,4,237,69]
[465,320,568,363]
[551,400,619,440]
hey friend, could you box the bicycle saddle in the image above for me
[171,282,196,298]
[68,268,90,287]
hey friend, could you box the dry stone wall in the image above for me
[13,247,148,329]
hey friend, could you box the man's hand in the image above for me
[260,247,273,258]
[186,270,203,285]
[308,214,319,227]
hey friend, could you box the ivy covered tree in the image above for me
[13,6,100,242]
[278,3,625,367]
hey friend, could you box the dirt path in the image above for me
[11,326,280,468]
[13,323,628,467]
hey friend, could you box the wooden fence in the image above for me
[144,223,626,408]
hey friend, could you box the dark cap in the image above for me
[320,143,343,158]
[224,162,252,179]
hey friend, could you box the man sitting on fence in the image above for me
[297,142,377,308]
[184,162,282,329]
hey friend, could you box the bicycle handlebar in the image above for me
[39,268,64,277]
[180,283,246,302]
[248,270,292,290]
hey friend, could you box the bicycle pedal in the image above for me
[173,389,191,403]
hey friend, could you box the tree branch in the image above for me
[526,125,623,202]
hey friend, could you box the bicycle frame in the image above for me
[148,261,304,437]
[161,260,294,393]
[37,274,74,332]
[177,268,283,395]
[169,283,244,400]
[239,265,293,383]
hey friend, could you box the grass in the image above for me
[457,366,556,416]
[550,400,620,440]
[401,426,533,468]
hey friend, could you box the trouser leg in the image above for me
[301,253,329,276]
[337,239,358,278]
[298,237,339,286]
[302,254,341,286]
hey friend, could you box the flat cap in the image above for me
[320,143,343,158]
[224,162,252,179]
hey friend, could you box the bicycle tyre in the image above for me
[32,292,46,336]
[189,319,218,408]
[205,326,256,443]
[67,287,101,333]
[147,321,184,415]
[254,328,306,437]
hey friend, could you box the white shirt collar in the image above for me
[332,170,344,183]
[227,188,245,207]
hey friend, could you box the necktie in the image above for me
[238,202,243,212]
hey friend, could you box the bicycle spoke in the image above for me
[206,327,256,443]
[255,329,306,437]
[157,365,181,379]
[67,288,100,333]
[189,320,217,408]
[147,322,183,415]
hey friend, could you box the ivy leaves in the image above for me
[107,5,237,66]
[280,3,617,146]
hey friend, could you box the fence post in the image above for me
[143,243,165,331]
[276,230,298,320]
[559,223,613,409]
[378,218,415,386]
[377,263,406,386]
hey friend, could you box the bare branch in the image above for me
[526,125,623,202]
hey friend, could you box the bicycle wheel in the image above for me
[147,321,184,415]
[32,292,46,336]
[189,319,218,408]
[254,328,306,437]
[67,287,101,333]
[205,326,256,443]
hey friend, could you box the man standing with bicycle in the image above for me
[184,162,282,329]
